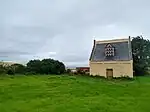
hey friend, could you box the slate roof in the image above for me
[89,38,132,61]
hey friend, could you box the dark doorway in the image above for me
[106,69,113,78]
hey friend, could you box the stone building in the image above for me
[89,37,133,78]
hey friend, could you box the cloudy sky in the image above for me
[0,0,150,67]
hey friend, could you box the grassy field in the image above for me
[0,75,150,112]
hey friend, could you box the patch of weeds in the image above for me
[92,75,106,79]
[113,76,134,81]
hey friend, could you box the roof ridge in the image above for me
[95,38,129,44]
[96,38,129,42]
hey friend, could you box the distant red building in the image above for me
[76,67,90,72]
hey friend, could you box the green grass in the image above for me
[0,75,150,112]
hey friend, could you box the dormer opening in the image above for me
[105,43,115,57]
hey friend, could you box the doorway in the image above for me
[106,69,113,78]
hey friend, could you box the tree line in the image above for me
[0,58,65,75]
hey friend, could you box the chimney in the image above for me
[129,36,131,40]
[94,39,96,46]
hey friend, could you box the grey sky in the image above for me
[0,0,150,66]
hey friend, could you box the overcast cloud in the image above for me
[0,0,150,66]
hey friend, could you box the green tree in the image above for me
[10,64,26,74]
[26,58,65,75]
[26,59,42,74]
[41,59,53,74]
[131,35,150,75]
[54,60,65,74]
[41,59,65,74]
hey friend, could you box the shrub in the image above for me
[66,69,71,74]
[0,65,6,74]
[113,76,134,80]
[7,69,15,75]
[10,64,26,74]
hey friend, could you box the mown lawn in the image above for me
[0,75,150,112]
